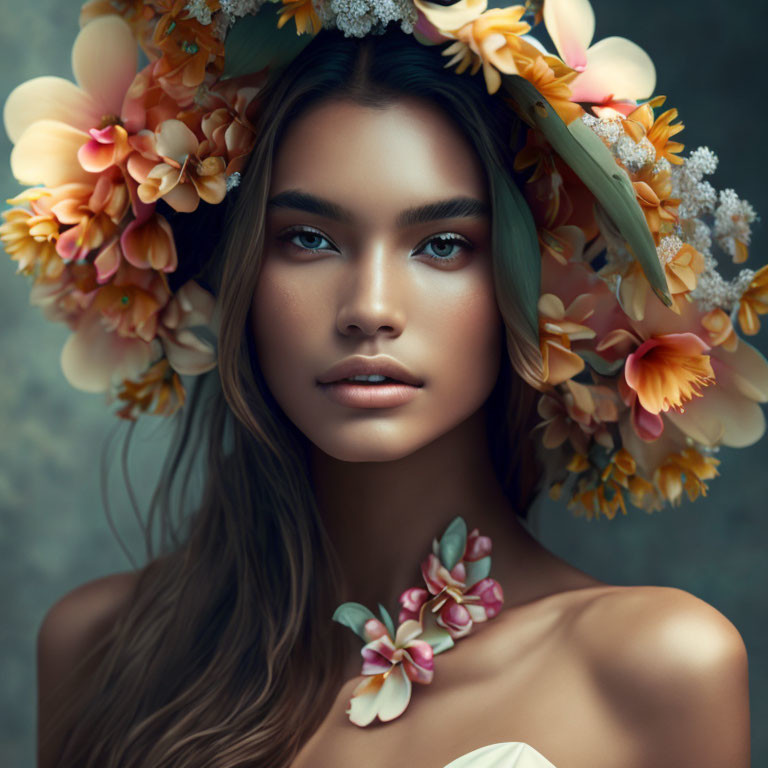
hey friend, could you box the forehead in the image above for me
[269,98,488,216]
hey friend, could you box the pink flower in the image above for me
[347,618,434,727]
[542,0,656,108]
[129,119,227,212]
[398,528,504,639]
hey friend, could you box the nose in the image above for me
[335,246,406,338]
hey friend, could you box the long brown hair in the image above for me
[50,27,544,768]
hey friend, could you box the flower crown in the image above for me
[2,0,767,520]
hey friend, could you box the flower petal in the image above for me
[347,675,385,728]
[160,329,216,375]
[569,36,656,103]
[394,619,423,647]
[542,0,595,71]
[155,119,199,165]
[11,120,94,186]
[412,0,487,31]
[710,341,768,403]
[377,664,412,722]
[61,306,155,393]
[72,15,138,115]
[3,76,101,144]
[666,383,767,448]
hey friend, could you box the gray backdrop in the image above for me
[1,0,766,765]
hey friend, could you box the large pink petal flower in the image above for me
[569,37,656,104]
[542,0,595,71]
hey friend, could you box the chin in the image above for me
[306,425,443,464]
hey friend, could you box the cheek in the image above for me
[251,262,317,387]
[430,278,503,403]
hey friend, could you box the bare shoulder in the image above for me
[38,569,142,664]
[37,569,142,768]
[573,585,750,767]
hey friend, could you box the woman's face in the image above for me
[251,96,503,462]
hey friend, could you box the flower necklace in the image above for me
[333,516,504,727]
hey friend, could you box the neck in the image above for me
[309,406,553,616]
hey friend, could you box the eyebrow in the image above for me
[266,189,490,227]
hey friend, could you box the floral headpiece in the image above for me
[333,516,503,725]
[2,0,767,519]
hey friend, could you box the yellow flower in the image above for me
[655,448,719,505]
[0,206,63,280]
[434,5,532,94]
[277,0,322,35]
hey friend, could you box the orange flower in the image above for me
[92,262,171,341]
[537,292,596,386]
[632,166,679,242]
[655,448,719,505]
[512,46,584,125]
[603,330,715,415]
[567,448,651,520]
[624,95,685,165]
[700,309,738,353]
[152,3,225,93]
[116,357,186,420]
[278,0,322,35]
[737,264,768,336]
[614,238,705,320]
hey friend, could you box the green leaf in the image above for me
[222,6,316,80]
[489,159,542,344]
[577,349,625,377]
[378,603,396,638]
[439,516,467,571]
[502,75,672,309]
[464,556,491,588]
[418,626,455,655]
[332,602,378,642]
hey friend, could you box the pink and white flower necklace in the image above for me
[332,516,504,727]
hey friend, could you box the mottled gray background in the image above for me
[1,0,766,765]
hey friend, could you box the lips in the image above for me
[317,356,424,387]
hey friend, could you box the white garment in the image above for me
[443,742,557,768]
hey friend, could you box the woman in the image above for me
[5,3,758,768]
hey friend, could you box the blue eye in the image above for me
[419,235,471,264]
[283,229,334,253]
[278,227,473,264]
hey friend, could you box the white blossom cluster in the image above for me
[582,113,759,314]
[714,188,757,261]
[312,0,418,37]
[184,0,215,25]
[670,148,758,311]
[219,0,267,20]
[183,0,267,38]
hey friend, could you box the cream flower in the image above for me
[4,16,139,187]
